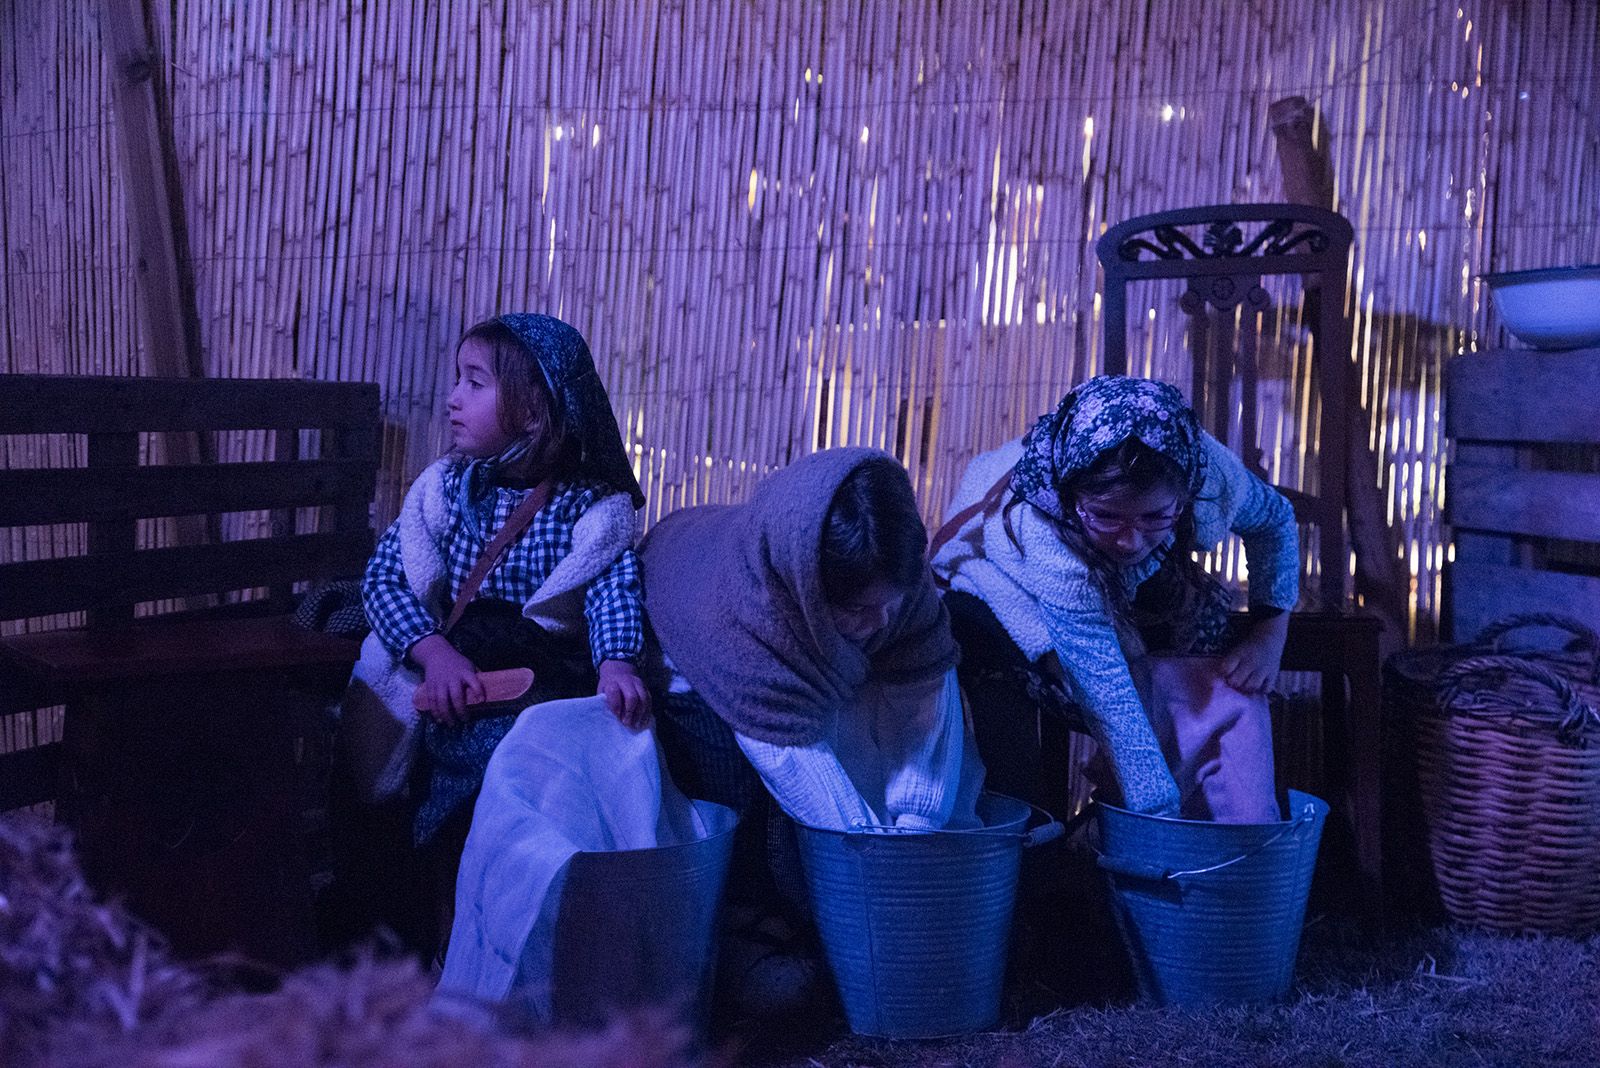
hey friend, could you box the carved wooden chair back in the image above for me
[1096,203,1355,611]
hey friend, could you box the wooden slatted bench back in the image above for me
[0,375,381,810]
[1445,348,1600,640]
[0,374,379,630]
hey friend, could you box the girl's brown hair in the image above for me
[459,319,576,480]
[820,458,928,605]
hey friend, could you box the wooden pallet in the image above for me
[1445,347,1600,641]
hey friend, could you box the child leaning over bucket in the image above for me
[932,375,1298,822]
[640,451,983,1015]
[353,314,649,861]
[642,450,979,834]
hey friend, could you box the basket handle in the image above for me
[1475,613,1600,681]
[1435,654,1600,742]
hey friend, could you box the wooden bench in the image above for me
[0,374,380,812]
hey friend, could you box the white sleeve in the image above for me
[735,733,878,830]
[870,671,977,830]
[736,670,981,831]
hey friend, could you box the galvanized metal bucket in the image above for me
[1094,789,1328,1006]
[549,800,740,1028]
[795,793,1063,1038]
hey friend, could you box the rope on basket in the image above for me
[1435,654,1600,746]
[1475,613,1600,685]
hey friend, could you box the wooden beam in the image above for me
[1269,96,1335,209]
[85,432,139,628]
[0,459,377,526]
[1,618,360,687]
[1272,94,1410,649]
[0,531,374,621]
[0,376,383,434]
[1447,465,1600,542]
[1448,561,1600,647]
[98,0,218,578]
[99,0,205,380]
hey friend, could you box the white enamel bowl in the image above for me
[1482,265,1600,351]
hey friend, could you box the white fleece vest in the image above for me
[343,459,639,801]
[930,435,1252,659]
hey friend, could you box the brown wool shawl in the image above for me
[640,448,958,747]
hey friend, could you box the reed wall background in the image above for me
[3,0,1599,646]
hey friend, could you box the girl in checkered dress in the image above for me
[358,314,648,855]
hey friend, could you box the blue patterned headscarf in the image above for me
[456,313,644,515]
[1009,376,1206,520]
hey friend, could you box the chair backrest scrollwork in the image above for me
[1096,203,1355,610]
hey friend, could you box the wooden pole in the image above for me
[100,0,216,594]
[1271,93,1409,650]
[99,0,205,381]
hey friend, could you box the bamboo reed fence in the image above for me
[2,0,1598,653]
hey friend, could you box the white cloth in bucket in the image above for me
[436,695,716,1016]
[737,668,985,831]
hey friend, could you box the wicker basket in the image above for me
[1393,614,1600,934]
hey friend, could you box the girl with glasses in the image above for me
[931,376,1298,821]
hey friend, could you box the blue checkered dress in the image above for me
[362,468,644,668]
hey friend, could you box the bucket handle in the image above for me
[1093,799,1319,884]
[1024,817,1067,849]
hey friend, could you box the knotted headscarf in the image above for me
[456,313,644,518]
[1008,375,1206,517]
[641,448,958,747]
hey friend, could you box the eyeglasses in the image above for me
[1074,503,1182,537]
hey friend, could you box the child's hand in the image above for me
[597,659,652,729]
[410,634,486,725]
[1219,612,1290,695]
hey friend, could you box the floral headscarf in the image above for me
[457,313,644,516]
[1009,376,1206,519]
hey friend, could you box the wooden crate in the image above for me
[1445,347,1600,642]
